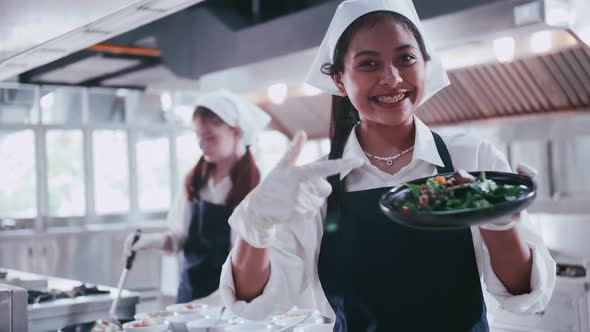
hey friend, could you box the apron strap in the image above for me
[325,128,454,234]
[431,130,455,173]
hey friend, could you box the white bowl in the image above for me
[166,302,209,315]
[186,318,231,332]
[166,313,206,332]
[272,309,318,327]
[135,311,177,324]
[224,322,273,332]
[122,320,169,332]
[293,324,334,332]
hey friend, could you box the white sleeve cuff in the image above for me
[484,240,556,315]
[219,234,307,320]
[228,199,276,249]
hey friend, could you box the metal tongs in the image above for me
[108,229,142,328]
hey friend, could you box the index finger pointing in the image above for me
[298,157,365,178]
[277,131,307,168]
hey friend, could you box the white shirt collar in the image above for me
[340,115,444,179]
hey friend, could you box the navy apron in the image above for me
[318,131,489,332]
[177,200,233,303]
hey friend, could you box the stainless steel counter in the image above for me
[2,269,140,332]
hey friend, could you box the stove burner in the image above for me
[27,284,110,304]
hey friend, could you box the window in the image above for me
[46,130,85,216]
[256,130,289,177]
[562,136,590,196]
[136,130,171,212]
[0,130,36,218]
[93,130,129,214]
[0,86,38,124]
[175,131,201,186]
[134,93,169,125]
[88,89,126,123]
[510,140,551,198]
[40,87,83,124]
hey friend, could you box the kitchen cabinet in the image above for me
[0,226,163,290]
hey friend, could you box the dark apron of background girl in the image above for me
[177,200,232,303]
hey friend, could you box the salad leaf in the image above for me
[406,183,421,199]
[392,171,523,213]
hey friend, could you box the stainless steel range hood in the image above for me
[220,0,590,139]
[415,0,590,124]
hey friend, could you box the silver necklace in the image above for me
[364,146,414,166]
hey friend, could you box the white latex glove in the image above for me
[122,232,167,260]
[230,131,364,248]
[479,163,538,231]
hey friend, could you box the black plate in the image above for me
[379,171,537,230]
[59,319,133,332]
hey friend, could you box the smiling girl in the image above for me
[220,1,555,331]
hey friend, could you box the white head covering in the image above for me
[196,90,271,146]
[305,0,449,106]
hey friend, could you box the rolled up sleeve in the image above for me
[473,140,556,314]
[474,214,556,315]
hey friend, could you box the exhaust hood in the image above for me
[0,0,205,81]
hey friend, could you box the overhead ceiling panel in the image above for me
[0,0,204,81]
[34,56,141,84]
[102,65,198,90]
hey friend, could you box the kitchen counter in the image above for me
[1,268,140,332]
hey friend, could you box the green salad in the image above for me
[394,170,523,213]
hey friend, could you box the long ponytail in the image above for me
[226,147,260,207]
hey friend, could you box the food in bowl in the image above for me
[184,303,204,310]
[166,302,209,314]
[393,170,523,213]
[91,320,123,332]
[122,319,168,332]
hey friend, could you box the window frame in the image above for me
[0,83,192,231]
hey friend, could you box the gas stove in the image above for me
[27,284,110,304]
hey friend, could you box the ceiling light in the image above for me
[267,83,288,104]
[493,37,515,63]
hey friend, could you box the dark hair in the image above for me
[184,107,261,207]
[193,106,220,120]
[322,11,430,232]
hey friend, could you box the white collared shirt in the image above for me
[219,116,556,321]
